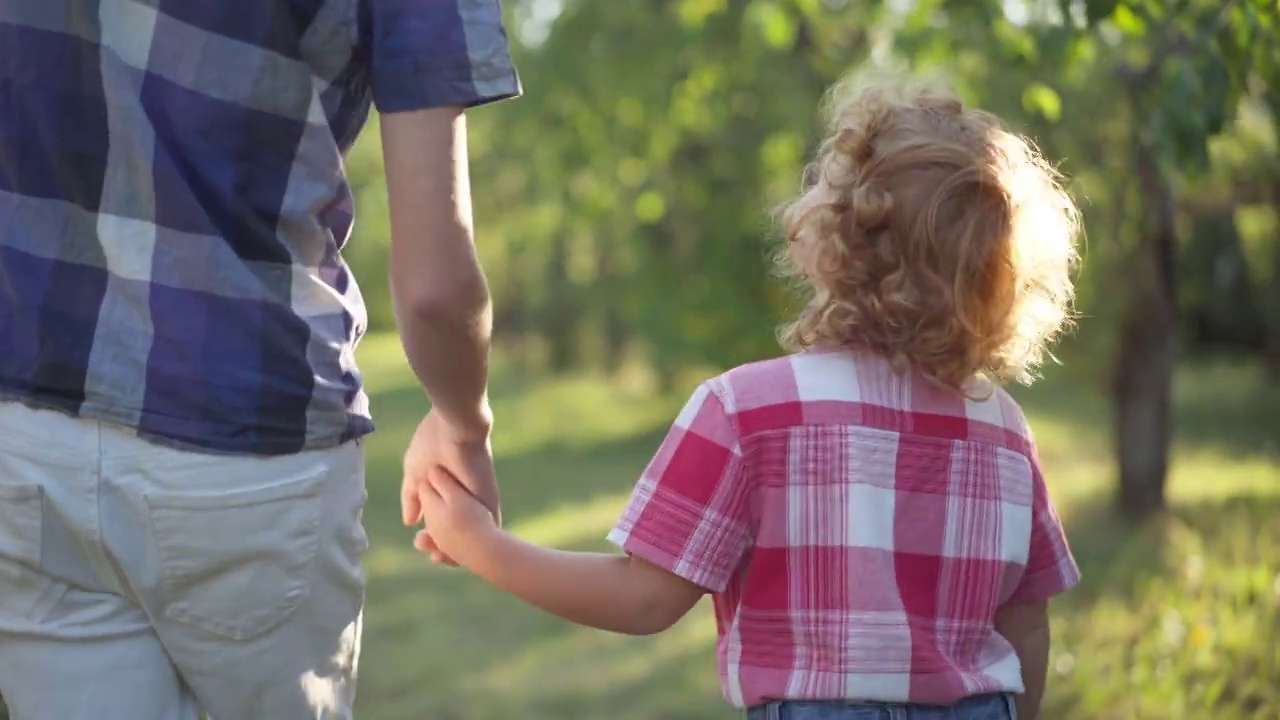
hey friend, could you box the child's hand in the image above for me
[414,467,498,567]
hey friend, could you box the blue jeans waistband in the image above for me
[747,692,1016,720]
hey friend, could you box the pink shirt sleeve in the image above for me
[607,381,753,593]
[1005,446,1080,605]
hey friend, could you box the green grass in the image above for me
[1005,360,1280,720]
[354,336,1280,720]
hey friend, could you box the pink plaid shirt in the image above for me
[608,350,1080,709]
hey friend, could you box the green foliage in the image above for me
[1088,0,1276,176]
[1084,0,1122,27]
[1022,81,1064,122]
[340,0,1280,378]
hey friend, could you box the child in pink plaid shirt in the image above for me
[414,76,1082,720]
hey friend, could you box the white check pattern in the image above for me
[610,349,1080,709]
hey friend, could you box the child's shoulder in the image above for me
[705,349,884,414]
[712,349,916,404]
[703,350,1037,445]
[967,385,1036,444]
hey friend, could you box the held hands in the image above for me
[400,409,500,564]
[414,467,498,567]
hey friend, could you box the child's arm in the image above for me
[995,600,1051,720]
[416,469,706,636]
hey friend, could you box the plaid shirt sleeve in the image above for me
[368,0,521,112]
[1005,444,1081,605]
[608,381,753,593]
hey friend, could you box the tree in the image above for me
[1260,90,1280,379]
[1094,0,1277,515]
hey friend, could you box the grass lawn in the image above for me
[354,335,1280,720]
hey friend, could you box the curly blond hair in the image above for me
[776,76,1081,392]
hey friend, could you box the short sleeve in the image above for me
[1005,449,1081,605]
[607,381,753,593]
[367,0,522,112]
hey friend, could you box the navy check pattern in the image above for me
[0,0,520,454]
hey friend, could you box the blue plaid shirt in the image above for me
[0,1,520,455]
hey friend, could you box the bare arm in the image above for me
[995,600,1051,720]
[417,469,705,635]
[381,107,492,437]
[471,537,702,635]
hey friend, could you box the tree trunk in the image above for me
[1265,183,1280,382]
[596,239,629,372]
[493,250,533,376]
[603,305,628,372]
[545,234,580,373]
[1264,95,1280,382]
[1113,138,1179,518]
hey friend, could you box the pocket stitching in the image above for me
[0,483,54,621]
[0,482,42,504]
[144,470,324,511]
[144,473,325,641]
[0,483,43,567]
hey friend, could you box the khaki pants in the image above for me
[0,403,367,719]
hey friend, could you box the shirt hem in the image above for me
[731,676,1022,710]
[1005,558,1082,605]
[608,526,729,593]
[0,390,374,458]
[372,64,522,113]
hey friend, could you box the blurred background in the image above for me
[347,0,1279,717]
[5,0,1279,718]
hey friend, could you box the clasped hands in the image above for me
[399,409,500,566]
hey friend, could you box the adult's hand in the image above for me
[401,410,499,564]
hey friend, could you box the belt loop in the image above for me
[770,701,783,720]
[1004,693,1018,720]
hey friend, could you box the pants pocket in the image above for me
[0,482,57,622]
[144,469,325,641]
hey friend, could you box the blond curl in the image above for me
[775,76,1081,393]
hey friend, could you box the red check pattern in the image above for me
[608,349,1080,709]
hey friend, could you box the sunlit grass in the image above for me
[352,336,1279,720]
